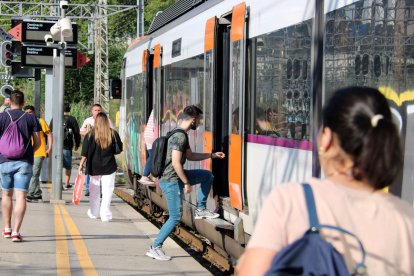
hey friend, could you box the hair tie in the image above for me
[371,114,384,127]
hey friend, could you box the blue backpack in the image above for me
[0,112,29,159]
[265,183,367,276]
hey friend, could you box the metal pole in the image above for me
[311,0,324,178]
[137,0,144,37]
[34,69,41,115]
[52,3,66,201]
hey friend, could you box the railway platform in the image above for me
[0,180,212,275]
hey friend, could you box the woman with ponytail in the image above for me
[78,112,122,222]
[237,87,414,275]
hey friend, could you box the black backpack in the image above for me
[265,183,366,276]
[150,128,188,178]
[63,116,73,145]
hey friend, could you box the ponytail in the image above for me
[323,87,402,190]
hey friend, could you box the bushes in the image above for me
[69,101,90,126]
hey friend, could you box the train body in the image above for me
[120,0,414,259]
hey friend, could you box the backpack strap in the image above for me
[302,183,367,275]
[303,183,319,231]
[167,128,189,147]
[5,111,26,123]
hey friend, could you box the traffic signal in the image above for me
[110,79,122,99]
[1,41,12,67]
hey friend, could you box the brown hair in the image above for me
[93,112,113,149]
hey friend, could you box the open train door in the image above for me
[228,2,247,210]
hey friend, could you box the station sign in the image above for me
[10,20,78,45]
[21,46,77,69]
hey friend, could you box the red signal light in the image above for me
[1,41,12,67]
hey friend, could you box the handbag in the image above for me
[113,133,122,154]
[72,173,85,205]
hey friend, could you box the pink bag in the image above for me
[72,174,85,205]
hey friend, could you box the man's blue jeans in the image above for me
[153,169,214,247]
[143,149,152,177]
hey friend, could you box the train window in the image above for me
[385,56,390,75]
[302,60,308,80]
[355,55,361,75]
[374,54,381,77]
[286,59,292,79]
[253,21,312,141]
[362,54,369,75]
[293,59,301,79]
[172,38,182,58]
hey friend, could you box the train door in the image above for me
[228,3,247,211]
[152,44,162,139]
[143,49,153,121]
[204,3,247,211]
[142,49,153,170]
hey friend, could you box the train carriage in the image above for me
[119,0,414,260]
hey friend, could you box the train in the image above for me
[118,0,414,261]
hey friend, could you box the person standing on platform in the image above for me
[24,105,53,202]
[0,90,41,242]
[80,104,113,196]
[146,105,225,261]
[236,87,414,276]
[0,95,11,113]
[51,103,81,190]
[140,109,155,185]
[78,112,122,222]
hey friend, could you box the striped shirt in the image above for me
[144,110,155,149]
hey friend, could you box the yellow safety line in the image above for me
[58,205,98,276]
[54,205,71,276]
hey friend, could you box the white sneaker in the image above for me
[146,246,172,261]
[87,209,99,219]
[139,177,155,185]
[194,208,220,219]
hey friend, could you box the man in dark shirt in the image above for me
[146,105,225,261]
[0,90,41,242]
[50,103,81,189]
[62,103,81,189]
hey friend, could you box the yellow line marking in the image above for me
[54,205,71,276]
[59,205,98,276]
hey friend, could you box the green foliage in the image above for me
[1,0,175,113]
[68,101,90,128]
[144,0,176,31]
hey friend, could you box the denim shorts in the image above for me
[0,161,33,192]
[62,149,72,170]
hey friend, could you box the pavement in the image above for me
[0,172,212,275]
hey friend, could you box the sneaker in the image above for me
[11,233,22,242]
[85,191,90,197]
[27,197,41,203]
[139,177,155,185]
[2,229,12,238]
[194,208,220,219]
[62,185,68,191]
[139,179,155,185]
[65,184,73,189]
[87,209,98,219]
[146,246,172,261]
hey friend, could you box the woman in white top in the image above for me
[237,87,414,275]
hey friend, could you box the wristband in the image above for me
[210,152,214,158]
